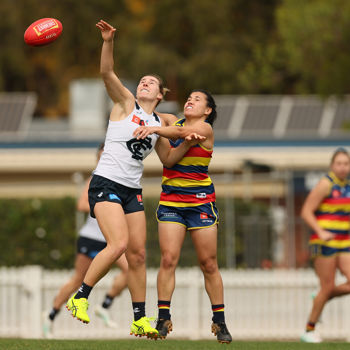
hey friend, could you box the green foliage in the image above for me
[0,197,76,268]
[277,0,350,95]
[0,196,270,269]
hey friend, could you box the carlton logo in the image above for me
[33,19,59,36]
[126,137,153,160]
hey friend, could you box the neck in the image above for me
[183,115,207,125]
[137,99,157,115]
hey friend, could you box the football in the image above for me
[24,18,62,46]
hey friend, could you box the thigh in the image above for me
[313,256,337,287]
[337,253,350,280]
[94,201,129,244]
[125,211,147,252]
[190,226,218,262]
[158,222,187,258]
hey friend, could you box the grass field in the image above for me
[0,339,349,350]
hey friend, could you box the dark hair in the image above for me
[191,89,217,126]
[331,147,350,164]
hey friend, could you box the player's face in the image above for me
[184,92,212,119]
[331,153,350,180]
[136,76,162,102]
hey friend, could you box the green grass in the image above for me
[0,339,350,350]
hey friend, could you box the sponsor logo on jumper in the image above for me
[132,115,146,126]
[126,137,153,160]
[97,191,103,198]
[196,193,207,199]
[109,193,120,200]
[200,212,208,219]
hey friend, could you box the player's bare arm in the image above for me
[96,20,135,121]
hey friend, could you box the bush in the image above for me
[0,197,271,269]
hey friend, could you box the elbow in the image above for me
[300,206,309,221]
[162,160,173,168]
[100,69,114,79]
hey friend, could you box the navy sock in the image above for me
[132,302,145,321]
[75,282,93,299]
[212,304,225,323]
[158,300,171,320]
[102,294,114,309]
[48,307,60,321]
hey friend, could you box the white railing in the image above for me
[0,266,349,341]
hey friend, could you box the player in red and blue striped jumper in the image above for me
[134,90,232,343]
[301,148,350,343]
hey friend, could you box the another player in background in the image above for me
[43,143,128,338]
[133,90,232,344]
[66,20,201,339]
[301,148,350,343]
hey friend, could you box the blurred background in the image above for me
[2,0,350,340]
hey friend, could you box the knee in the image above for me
[320,283,335,297]
[107,242,128,262]
[199,257,218,275]
[127,248,146,268]
[160,252,178,270]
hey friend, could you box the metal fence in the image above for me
[1,266,350,341]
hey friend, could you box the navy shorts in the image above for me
[309,243,350,259]
[156,202,219,230]
[77,236,107,259]
[88,175,144,218]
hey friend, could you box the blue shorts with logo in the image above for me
[309,243,350,259]
[77,236,107,259]
[156,202,219,230]
[88,175,144,218]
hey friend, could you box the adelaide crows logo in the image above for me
[126,137,153,160]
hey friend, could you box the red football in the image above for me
[24,18,62,46]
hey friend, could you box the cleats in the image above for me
[130,316,158,339]
[42,311,53,339]
[94,305,117,329]
[301,330,322,343]
[211,322,232,344]
[66,294,90,324]
[155,318,173,339]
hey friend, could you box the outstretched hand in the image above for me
[96,20,116,42]
[133,126,158,139]
[184,132,206,146]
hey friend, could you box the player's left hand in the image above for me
[184,132,206,145]
[133,126,158,139]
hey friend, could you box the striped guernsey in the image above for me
[309,171,350,249]
[159,118,215,207]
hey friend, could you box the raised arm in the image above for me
[301,177,335,241]
[96,20,134,120]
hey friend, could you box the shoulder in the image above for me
[314,176,332,196]
[156,112,178,126]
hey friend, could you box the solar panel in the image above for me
[0,93,37,135]
[214,95,350,141]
